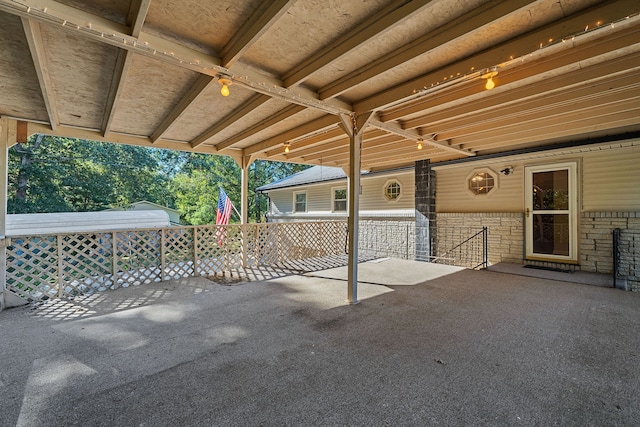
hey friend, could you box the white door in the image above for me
[525,162,578,262]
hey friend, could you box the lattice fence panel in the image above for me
[195,226,226,275]
[272,221,347,263]
[163,228,194,280]
[7,235,59,301]
[116,230,162,287]
[222,225,244,269]
[250,224,282,266]
[61,233,113,294]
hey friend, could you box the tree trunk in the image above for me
[15,134,45,202]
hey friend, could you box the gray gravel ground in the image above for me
[1,262,639,426]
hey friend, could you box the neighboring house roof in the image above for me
[258,165,413,192]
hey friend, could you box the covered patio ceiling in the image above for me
[0,0,639,171]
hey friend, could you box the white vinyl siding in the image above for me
[435,142,640,213]
[265,170,414,216]
[582,145,640,211]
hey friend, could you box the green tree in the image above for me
[8,135,173,213]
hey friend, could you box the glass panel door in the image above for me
[525,163,577,261]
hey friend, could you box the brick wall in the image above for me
[359,218,414,260]
[582,212,640,291]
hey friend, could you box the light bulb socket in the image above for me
[217,76,232,97]
[481,69,498,90]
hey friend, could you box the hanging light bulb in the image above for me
[416,141,423,150]
[284,142,290,153]
[218,77,232,97]
[481,70,498,90]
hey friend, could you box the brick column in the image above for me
[415,159,436,262]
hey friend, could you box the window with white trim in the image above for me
[293,191,306,212]
[468,170,496,195]
[384,180,401,201]
[333,188,347,212]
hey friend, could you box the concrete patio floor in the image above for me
[1,259,639,426]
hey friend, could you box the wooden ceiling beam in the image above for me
[220,0,294,68]
[318,0,534,100]
[20,17,59,130]
[101,50,132,137]
[214,104,305,151]
[243,115,341,156]
[369,118,474,157]
[423,80,640,141]
[153,75,217,143]
[282,0,433,87]
[301,134,407,162]
[353,0,640,114]
[189,92,271,148]
[455,104,640,151]
[0,0,352,117]
[102,0,151,136]
[25,122,219,155]
[399,53,640,128]
[359,150,460,169]
[264,127,348,157]
[382,28,640,123]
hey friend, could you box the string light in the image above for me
[284,142,290,153]
[416,141,423,150]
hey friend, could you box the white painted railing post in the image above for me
[0,118,12,311]
[193,227,199,276]
[112,232,119,289]
[160,230,166,282]
[57,235,64,298]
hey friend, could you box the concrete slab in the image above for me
[1,262,639,426]
[306,257,465,286]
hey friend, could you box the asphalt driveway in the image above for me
[1,261,639,426]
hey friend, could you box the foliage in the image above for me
[8,135,309,224]
[8,135,173,213]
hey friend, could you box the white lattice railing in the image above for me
[6,221,348,302]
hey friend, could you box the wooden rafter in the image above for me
[20,18,58,130]
[354,0,640,114]
[401,54,640,129]
[191,93,271,148]
[102,0,151,136]
[214,104,306,151]
[0,0,351,117]
[220,0,294,68]
[318,0,535,100]
[282,0,433,87]
[368,119,474,157]
[152,75,216,143]
[243,115,341,156]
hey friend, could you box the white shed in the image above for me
[6,210,171,236]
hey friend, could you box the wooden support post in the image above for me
[340,113,374,304]
[240,155,253,268]
[0,118,11,311]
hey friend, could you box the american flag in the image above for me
[216,187,233,226]
[216,187,233,246]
